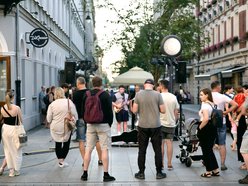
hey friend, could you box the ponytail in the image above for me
[5,89,14,110]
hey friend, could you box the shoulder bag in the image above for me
[64,98,76,131]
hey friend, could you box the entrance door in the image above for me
[0,56,11,107]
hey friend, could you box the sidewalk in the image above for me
[0,104,246,185]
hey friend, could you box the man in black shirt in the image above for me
[81,76,115,182]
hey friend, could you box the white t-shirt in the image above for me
[212,91,232,124]
[199,102,213,121]
[160,92,179,127]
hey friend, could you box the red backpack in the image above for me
[84,90,104,124]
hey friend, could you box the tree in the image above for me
[96,0,204,82]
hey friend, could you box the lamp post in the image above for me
[160,35,184,136]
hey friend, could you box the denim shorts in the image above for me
[217,124,226,145]
[76,119,86,141]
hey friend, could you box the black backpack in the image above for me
[208,103,223,128]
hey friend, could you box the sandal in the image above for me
[212,171,220,176]
[201,172,212,178]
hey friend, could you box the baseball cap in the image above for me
[144,79,154,85]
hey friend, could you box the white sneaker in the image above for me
[15,170,20,176]
[58,161,69,168]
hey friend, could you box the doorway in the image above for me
[0,56,11,107]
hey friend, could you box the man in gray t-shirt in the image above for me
[132,79,166,180]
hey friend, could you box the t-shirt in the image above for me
[212,92,232,124]
[72,89,88,119]
[134,89,164,128]
[199,102,213,121]
[160,92,179,127]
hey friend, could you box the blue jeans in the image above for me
[76,119,86,141]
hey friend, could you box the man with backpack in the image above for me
[211,81,238,171]
[81,76,115,182]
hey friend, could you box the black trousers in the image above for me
[137,126,162,173]
[55,135,71,159]
[198,123,218,172]
[237,116,246,162]
[131,113,136,130]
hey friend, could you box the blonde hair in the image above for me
[54,87,65,99]
[5,89,14,110]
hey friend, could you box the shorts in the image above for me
[76,119,86,141]
[115,110,129,122]
[217,124,226,145]
[86,123,111,151]
[240,130,248,154]
[161,126,175,140]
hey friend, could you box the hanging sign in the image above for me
[29,28,49,48]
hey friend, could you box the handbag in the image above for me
[15,115,28,148]
[64,98,76,131]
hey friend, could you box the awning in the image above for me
[194,67,230,81]
[221,65,248,78]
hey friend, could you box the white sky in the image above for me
[94,0,153,82]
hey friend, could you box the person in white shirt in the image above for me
[198,88,219,177]
[47,87,78,168]
[159,80,179,170]
[211,81,238,171]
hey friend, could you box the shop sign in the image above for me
[29,28,49,48]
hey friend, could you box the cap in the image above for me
[144,79,154,85]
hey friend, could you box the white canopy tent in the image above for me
[112,66,154,86]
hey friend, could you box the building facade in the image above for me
[0,0,95,130]
[192,0,248,103]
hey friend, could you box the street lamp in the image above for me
[160,35,184,137]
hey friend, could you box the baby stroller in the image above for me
[176,118,203,167]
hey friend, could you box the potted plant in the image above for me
[232,36,239,43]
[198,11,202,16]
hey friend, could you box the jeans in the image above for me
[137,126,162,173]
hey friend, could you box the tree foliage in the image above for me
[96,0,204,82]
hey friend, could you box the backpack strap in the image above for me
[2,106,13,117]
[96,90,104,97]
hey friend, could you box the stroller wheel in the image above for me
[185,157,192,167]
[180,157,185,163]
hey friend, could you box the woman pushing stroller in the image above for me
[197,88,220,177]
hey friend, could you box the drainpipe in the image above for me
[15,4,21,107]
[68,0,72,58]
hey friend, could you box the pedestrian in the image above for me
[159,80,179,170]
[46,87,78,168]
[112,85,129,134]
[129,85,140,130]
[72,77,103,167]
[197,88,219,177]
[1,89,23,177]
[132,79,167,180]
[223,85,234,135]
[234,85,248,170]
[61,83,69,98]
[237,97,248,184]
[39,85,46,125]
[211,81,238,170]
[81,76,115,182]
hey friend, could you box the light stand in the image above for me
[160,35,184,137]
